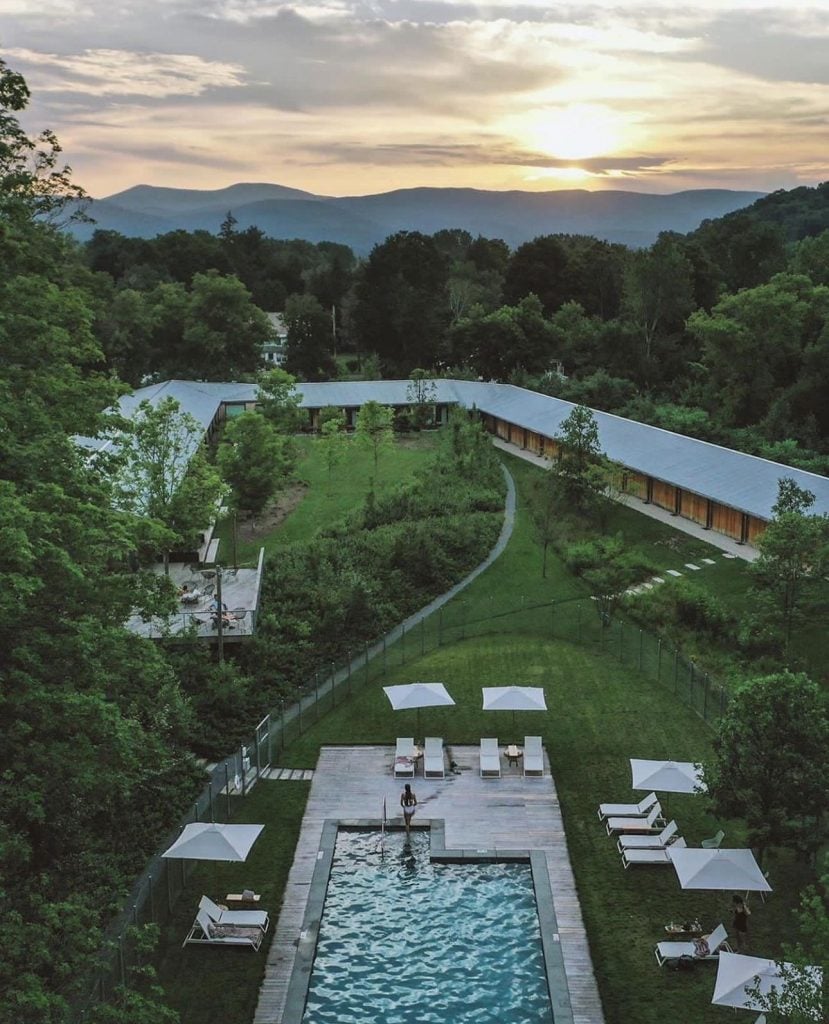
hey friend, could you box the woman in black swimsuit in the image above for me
[400,783,417,833]
[732,894,750,950]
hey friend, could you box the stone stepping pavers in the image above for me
[701,558,716,565]
[723,553,737,559]
[651,576,665,584]
[264,768,314,781]
[684,563,701,570]
[666,569,683,577]
[624,552,743,601]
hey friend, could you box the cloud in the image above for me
[5,47,246,99]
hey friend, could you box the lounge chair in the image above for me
[597,791,658,821]
[523,736,543,777]
[423,737,445,778]
[616,820,681,852]
[479,738,501,777]
[394,738,416,778]
[654,922,731,966]
[621,837,686,868]
[605,802,665,835]
[183,908,264,950]
[701,829,725,849]
[199,895,269,932]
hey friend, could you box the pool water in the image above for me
[301,830,553,1024]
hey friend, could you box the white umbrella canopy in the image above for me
[668,848,773,892]
[481,686,547,712]
[712,952,823,1016]
[482,686,547,736]
[383,682,455,736]
[630,758,706,794]
[162,822,265,862]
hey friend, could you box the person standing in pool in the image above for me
[400,783,417,833]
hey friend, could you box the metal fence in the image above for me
[80,595,728,1017]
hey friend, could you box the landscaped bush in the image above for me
[626,580,737,644]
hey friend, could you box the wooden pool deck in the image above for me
[254,744,605,1024]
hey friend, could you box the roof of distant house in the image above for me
[78,378,829,521]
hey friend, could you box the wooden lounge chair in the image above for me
[654,922,731,966]
[183,908,264,950]
[199,895,269,932]
[479,738,501,777]
[523,736,543,777]
[597,791,658,821]
[621,838,686,868]
[616,820,681,852]
[423,737,445,778]
[605,802,665,835]
[394,737,416,778]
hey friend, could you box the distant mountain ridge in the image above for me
[71,182,766,252]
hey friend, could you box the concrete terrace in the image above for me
[124,554,264,640]
[255,744,604,1024]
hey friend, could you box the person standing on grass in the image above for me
[732,894,750,950]
[400,783,417,832]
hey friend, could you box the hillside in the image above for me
[70,182,765,252]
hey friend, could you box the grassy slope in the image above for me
[213,433,439,563]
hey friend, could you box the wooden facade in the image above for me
[484,416,768,546]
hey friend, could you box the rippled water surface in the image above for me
[301,830,553,1024]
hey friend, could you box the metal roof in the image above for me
[80,378,829,522]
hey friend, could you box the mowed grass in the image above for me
[279,633,810,1024]
[155,782,309,1024]
[213,432,439,563]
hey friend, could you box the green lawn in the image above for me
[155,782,309,1024]
[155,439,818,1024]
[212,433,439,563]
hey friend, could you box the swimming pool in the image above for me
[300,829,554,1024]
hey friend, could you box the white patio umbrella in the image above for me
[667,848,773,893]
[712,952,822,1017]
[383,682,455,737]
[162,822,265,894]
[482,686,547,735]
[630,757,706,813]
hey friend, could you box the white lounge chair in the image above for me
[183,907,264,950]
[621,837,686,868]
[654,922,731,966]
[199,895,269,932]
[423,737,445,778]
[605,802,665,835]
[616,820,680,852]
[597,791,658,821]
[394,737,416,778]
[523,736,543,777]
[479,738,501,777]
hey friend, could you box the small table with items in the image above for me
[225,892,261,907]
[505,744,523,767]
[664,920,703,938]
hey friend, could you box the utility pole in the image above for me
[216,565,224,665]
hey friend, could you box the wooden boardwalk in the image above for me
[254,745,605,1024]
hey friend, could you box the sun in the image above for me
[519,104,626,161]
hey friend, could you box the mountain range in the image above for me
[70,182,766,252]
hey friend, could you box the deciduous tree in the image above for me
[217,411,290,514]
[355,400,395,473]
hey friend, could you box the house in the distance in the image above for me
[262,312,288,366]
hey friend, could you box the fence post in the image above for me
[347,651,352,697]
[224,762,231,820]
[576,602,581,642]
[657,639,662,682]
[240,752,247,798]
[638,630,643,671]
[330,662,336,708]
[365,643,369,684]
[402,624,406,664]
[551,603,555,637]
[314,672,319,715]
[421,618,425,656]
[298,698,302,735]
[703,674,709,720]
[619,620,624,661]
[689,661,695,707]
[148,873,155,922]
[439,607,443,646]
[208,786,214,823]
[267,714,273,767]
[280,701,286,756]
[118,934,126,987]
[673,649,679,692]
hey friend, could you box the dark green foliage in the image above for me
[626,580,737,644]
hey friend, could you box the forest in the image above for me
[84,184,829,475]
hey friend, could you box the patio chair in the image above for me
[199,895,269,932]
[394,738,416,778]
[597,791,658,822]
[605,802,665,835]
[620,837,686,868]
[654,922,731,966]
[701,829,725,849]
[479,738,501,778]
[616,820,681,852]
[523,736,543,777]
[182,908,263,950]
[423,737,445,779]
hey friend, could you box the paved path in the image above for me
[492,437,759,562]
[255,745,604,1024]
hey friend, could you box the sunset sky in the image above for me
[4,1,828,198]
